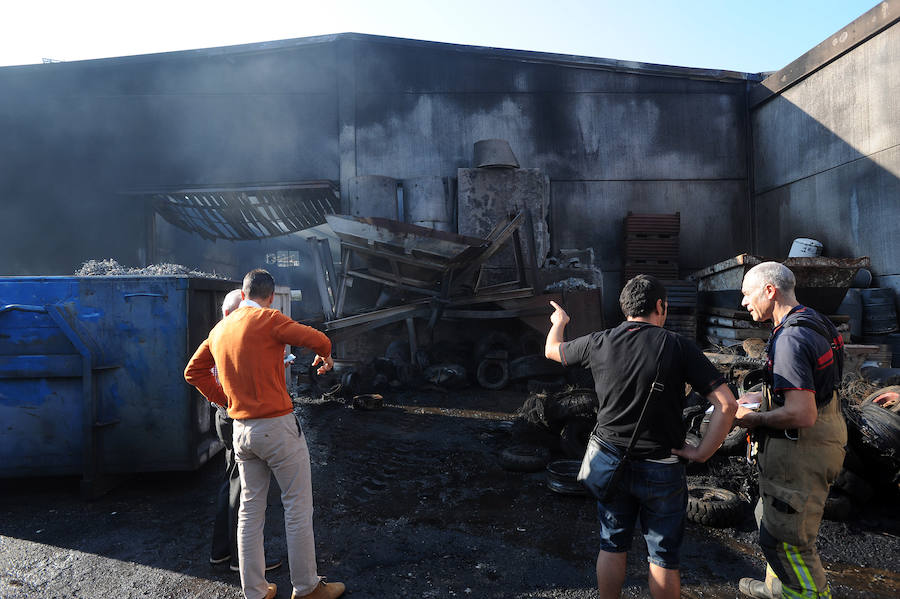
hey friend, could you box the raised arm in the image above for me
[544,300,570,364]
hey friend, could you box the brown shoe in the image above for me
[264,582,277,599]
[291,578,346,599]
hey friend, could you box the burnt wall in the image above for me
[0,34,754,324]
[345,37,752,321]
[750,9,900,306]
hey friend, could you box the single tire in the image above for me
[686,484,744,527]
[499,444,551,472]
[477,358,509,390]
[545,460,588,496]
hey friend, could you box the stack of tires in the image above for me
[861,288,898,337]
[859,288,900,370]
[829,386,900,520]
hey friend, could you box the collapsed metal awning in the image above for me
[130,181,339,241]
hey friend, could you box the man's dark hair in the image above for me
[242,268,275,300]
[619,274,667,318]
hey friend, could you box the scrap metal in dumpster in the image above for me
[0,276,236,497]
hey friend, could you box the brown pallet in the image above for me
[625,249,680,261]
[624,212,680,235]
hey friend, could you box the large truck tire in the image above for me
[686,484,744,527]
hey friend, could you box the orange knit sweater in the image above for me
[184,306,331,420]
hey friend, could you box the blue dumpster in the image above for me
[0,276,237,497]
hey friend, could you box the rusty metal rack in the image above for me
[133,180,339,241]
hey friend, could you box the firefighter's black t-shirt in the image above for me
[560,321,725,460]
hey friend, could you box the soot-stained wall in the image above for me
[0,34,755,323]
[345,37,753,320]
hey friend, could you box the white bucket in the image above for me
[788,238,823,257]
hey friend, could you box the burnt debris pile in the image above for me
[75,258,227,279]
[295,326,572,403]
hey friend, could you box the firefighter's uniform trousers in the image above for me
[754,390,846,598]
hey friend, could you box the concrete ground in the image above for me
[1,388,898,599]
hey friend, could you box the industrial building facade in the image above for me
[0,2,897,324]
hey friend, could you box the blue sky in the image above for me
[0,0,881,72]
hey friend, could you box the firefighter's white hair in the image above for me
[745,261,796,295]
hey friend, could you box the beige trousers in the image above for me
[233,413,320,599]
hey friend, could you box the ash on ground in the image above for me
[1,388,897,599]
[75,259,227,279]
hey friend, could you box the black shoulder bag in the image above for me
[577,335,671,502]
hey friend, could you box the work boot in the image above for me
[263,583,277,599]
[230,557,283,572]
[739,578,775,599]
[291,578,346,599]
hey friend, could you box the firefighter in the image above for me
[736,262,846,599]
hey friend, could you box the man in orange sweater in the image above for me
[209,288,283,574]
[185,269,345,599]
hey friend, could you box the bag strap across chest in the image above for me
[621,333,672,460]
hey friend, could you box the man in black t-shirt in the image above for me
[735,262,846,599]
[545,274,736,599]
